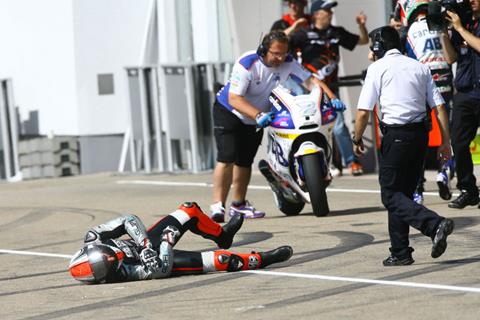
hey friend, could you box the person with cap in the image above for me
[271,0,310,36]
[353,26,454,266]
[290,0,368,177]
[69,202,293,284]
[209,30,344,222]
[398,0,457,206]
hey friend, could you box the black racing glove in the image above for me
[140,245,160,274]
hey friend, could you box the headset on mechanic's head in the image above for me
[368,26,401,60]
[256,30,289,57]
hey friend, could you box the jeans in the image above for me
[333,112,355,166]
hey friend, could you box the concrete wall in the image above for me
[72,0,152,135]
[0,0,78,135]
[227,0,282,57]
[0,0,152,136]
[79,135,125,174]
[335,0,389,109]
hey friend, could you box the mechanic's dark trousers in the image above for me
[379,123,443,257]
[451,92,480,195]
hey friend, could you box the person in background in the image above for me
[290,0,369,177]
[445,0,480,209]
[271,0,310,37]
[390,12,403,32]
[401,0,457,204]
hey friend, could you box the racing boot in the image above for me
[207,246,293,273]
[215,213,244,249]
[211,250,262,272]
[258,245,293,269]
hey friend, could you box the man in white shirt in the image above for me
[352,26,454,266]
[211,30,341,222]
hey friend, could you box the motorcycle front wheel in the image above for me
[273,191,305,216]
[302,153,329,217]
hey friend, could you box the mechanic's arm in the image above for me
[447,11,480,53]
[353,109,370,157]
[228,92,262,120]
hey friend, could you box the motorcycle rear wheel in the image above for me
[273,191,305,216]
[302,153,329,217]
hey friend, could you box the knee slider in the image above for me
[181,202,200,209]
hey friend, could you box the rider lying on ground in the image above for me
[68,202,293,284]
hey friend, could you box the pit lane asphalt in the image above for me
[0,170,479,320]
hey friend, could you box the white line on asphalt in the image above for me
[116,180,458,197]
[1,248,477,294]
[244,270,480,294]
[0,249,73,259]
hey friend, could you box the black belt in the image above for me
[379,121,426,134]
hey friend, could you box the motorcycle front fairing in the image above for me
[266,82,336,203]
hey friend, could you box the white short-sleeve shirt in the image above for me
[216,50,312,125]
[357,49,445,125]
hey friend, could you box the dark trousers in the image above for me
[379,123,443,257]
[451,92,480,194]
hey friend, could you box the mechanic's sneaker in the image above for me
[229,200,265,219]
[448,190,479,209]
[210,201,225,223]
[259,246,293,269]
[413,191,424,205]
[330,166,342,177]
[431,219,454,258]
[216,213,244,249]
[436,171,452,201]
[350,162,363,176]
[382,254,415,266]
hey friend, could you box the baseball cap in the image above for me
[310,0,338,14]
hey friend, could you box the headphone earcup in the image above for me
[372,41,382,54]
[257,43,267,57]
[372,38,385,58]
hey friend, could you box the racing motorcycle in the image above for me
[258,80,337,217]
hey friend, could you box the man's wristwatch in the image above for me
[352,134,363,146]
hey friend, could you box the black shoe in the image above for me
[448,191,479,209]
[259,246,293,269]
[431,219,454,258]
[216,213,244,249]
[436,171,452,201]
[382,254,415,266]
